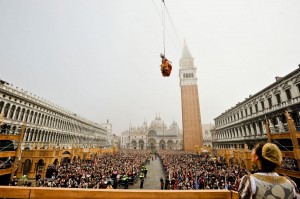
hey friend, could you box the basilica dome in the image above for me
[150,116,167,129]
[169,121,179,131]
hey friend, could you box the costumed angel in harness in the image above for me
[160,53,172,77]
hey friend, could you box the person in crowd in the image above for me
[142,166,148,178]
[238,142,298,199]
[106,181,113,189]
[164,176,169,190]
[160,177,164,190]
[140,174,145,189]
[124,177,129,189]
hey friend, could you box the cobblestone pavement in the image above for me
[130,156,165,190]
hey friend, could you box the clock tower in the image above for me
[179,41,203,151]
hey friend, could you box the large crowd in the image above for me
[32,150,247,190]
[158,150,247,190]
[35,150,150,189]
[8,149,299,191]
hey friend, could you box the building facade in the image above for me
[202,124,212,147]
[213,66,300,150]
[120,116,183,150]
[179,41,204,151]
[101,119,113,146]
[0,81,111,150]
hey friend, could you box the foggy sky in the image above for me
[1,0,299,134]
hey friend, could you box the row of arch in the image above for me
[215,81,296,127]
[0,98,109,146]
[214,111,296,142]
[0,101,107,138]
[183,73,194,79]
[214,120,265,140]
[130,138,181,150]
[1,124,107,148]
[21,154,81,177]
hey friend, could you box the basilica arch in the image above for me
[148,129,157,137]
[131,140,137,149]
[159,140,166,150]
[167,140,174,149]
[148,138,156,149]
[138,139,144,149]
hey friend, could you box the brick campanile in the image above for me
[179,41,203,152]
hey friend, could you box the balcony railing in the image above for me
[0,186,239,199]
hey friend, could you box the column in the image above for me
[249,124,254,137]
[277,116,285,132]
[268,119,275,133]
[254,122,260,137]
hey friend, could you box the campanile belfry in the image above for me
[179,41,203,151]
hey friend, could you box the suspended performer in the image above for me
[160,53,172,77]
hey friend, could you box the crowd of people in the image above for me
[35,150,150,189]
[33,149,250,191]
[6,146,298,199]
[158,150,247,190]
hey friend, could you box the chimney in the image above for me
[275,76,282,81]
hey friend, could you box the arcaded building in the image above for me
[0,81,111,150]
[179,41,204,151]
[212,66,300,149]
[202,124,212,147]
[120,116,183,150]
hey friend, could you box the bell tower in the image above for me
[179,41,203,151]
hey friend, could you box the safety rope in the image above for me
[161,0,166,56]
[151,0,180,54]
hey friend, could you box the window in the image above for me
[245,109,248,116]
[249,107,253,115]
[261,101,265,110]
[275,93,281,104]
[255,104,258,112]
[268,97,272,107]
[297,84,300,93]
[285,89,292,100]
[241,111,243,118]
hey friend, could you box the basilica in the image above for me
[120,116,183,150]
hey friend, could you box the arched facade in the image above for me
[120,116,183,150]
[0,83,110,150]
[213,66,300,150]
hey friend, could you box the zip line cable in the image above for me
[151,0,181,54]
[161,0,166,56]
[164,4,182,50]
